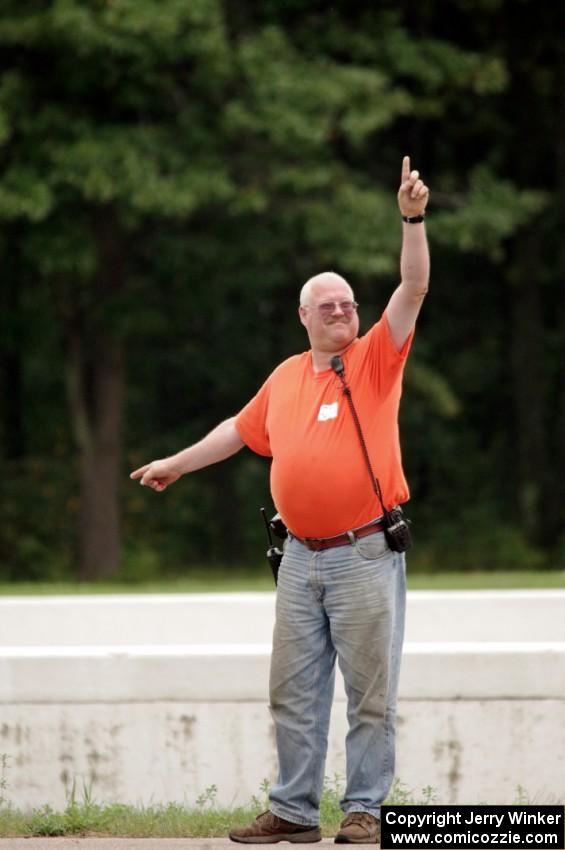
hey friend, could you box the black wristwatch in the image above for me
[402,214,426,223]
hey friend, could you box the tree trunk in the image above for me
[1,341,24,461]
[505,4,552,548]
[0,235,25,460]
[68,332,124,580]
[552,43,565,546]
[509,232,547,545]
[63,208,125,580]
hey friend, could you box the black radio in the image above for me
[260,508,285,585]
[382,505,412,553]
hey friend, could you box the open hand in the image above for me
[397,155,429,218]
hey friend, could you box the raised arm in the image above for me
[130,416,245,492]
[385,155,430,351]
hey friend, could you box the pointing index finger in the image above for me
[401,155,410,183]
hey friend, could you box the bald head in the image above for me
[299,272,354,307]
[298,270,359,364]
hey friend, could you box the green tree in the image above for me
[0,0,561,579]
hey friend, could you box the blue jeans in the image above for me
[268,532,406,826]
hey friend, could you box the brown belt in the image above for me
[292,519,384,552]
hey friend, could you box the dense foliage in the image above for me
[0,0,563,580]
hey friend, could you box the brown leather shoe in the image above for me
[334,811,381,844]
[229,810,322,843]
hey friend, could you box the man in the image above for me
[131,156,429,844]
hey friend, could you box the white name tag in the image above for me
[318,402,338,422]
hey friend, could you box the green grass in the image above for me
[406,569,565,590]
[0,799,272,839]
[0,778,538,838]
[0,568,563,595]
[0,778,437,838]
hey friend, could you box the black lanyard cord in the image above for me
[331,356,387,516]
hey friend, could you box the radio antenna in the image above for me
[260,507,275,547]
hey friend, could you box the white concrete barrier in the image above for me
[3,589,565,646]
[1,591,564,809]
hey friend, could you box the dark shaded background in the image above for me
[0,0,563,581]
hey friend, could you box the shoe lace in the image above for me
[343,812,376,829]
[257,810,278,827]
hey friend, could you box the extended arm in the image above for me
[130,416,245,492]
[385,156,430,351]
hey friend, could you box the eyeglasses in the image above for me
[306,300,359,317]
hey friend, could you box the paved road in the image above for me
[0,841,340,849]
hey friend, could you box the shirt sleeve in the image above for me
[234,376,273,457]
[362,314,414,396]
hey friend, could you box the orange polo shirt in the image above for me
[235,314,413,538]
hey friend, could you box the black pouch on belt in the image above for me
[383,506,412,553]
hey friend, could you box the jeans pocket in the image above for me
[354,531,389,561]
